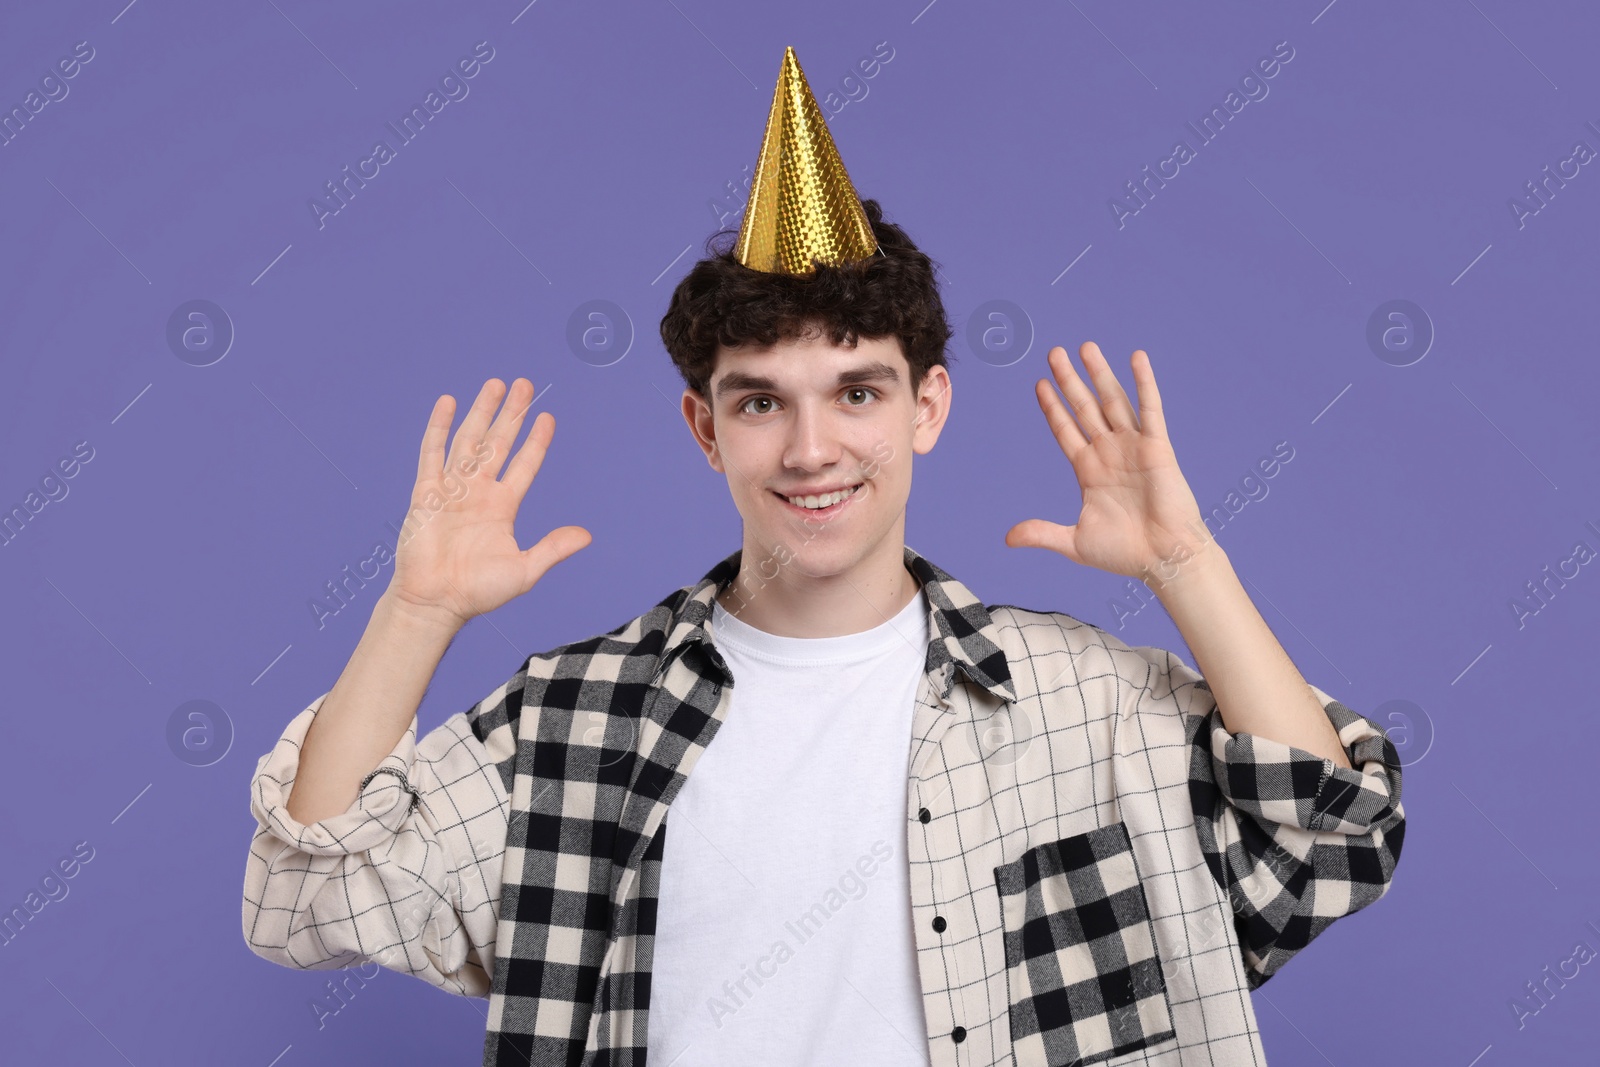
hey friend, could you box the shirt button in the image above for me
[951,1026,967,1043]
[918,808,931,823]
[932,915,947,933]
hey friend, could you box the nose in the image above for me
[782,397,844,473]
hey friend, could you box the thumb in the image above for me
[1005,519,1082,564]
[520,525,593,591]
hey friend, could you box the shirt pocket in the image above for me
[994,821,1178,1066]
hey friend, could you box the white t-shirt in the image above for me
[646,585,934,1066]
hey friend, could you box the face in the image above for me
[681,328,953,582]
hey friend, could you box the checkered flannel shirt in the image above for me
[243,544,1405,1066]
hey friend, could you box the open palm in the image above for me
[1005,342,1209,581]
[387,378,592,628]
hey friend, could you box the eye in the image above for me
[844,387,878,406]
[739,395,776,415]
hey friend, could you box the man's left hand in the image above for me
[1005,341,1211,582]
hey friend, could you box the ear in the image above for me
[681,387,725,474]
[910,365,953,455]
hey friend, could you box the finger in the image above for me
[1049,345,1111,441]
[1079,341,1139,432]
[1131,350,1168,441]
[1035,375,1089,460]
[520,525,593,593]
[479,378,535,481]
[1004,518,1080,564]
[444,379,506,474]
[500,409,557,501]
[417,394,455,482]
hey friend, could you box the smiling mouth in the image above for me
[771,483,863,516]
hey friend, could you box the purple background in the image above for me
[2,0,1595,1063]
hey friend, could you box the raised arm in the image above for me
[289,378,590,825]
[242,377,589,989]
[1002,340,1404,986]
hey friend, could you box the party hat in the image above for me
[735,46,879,275]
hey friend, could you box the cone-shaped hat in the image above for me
[735,46,879,275]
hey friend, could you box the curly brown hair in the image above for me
[659,197,954,400]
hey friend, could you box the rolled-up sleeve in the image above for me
[1204,683,1402,837]
[241,674,521,998]
[1192,678,1406,985]
[1121,643,1406,989]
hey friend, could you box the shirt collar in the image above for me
[655,544,1017,706]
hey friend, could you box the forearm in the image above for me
[1149,538,1351,769]
[287,591,464,825]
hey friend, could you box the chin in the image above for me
[779,525,887,575]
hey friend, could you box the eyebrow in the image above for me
[712,360,902,402]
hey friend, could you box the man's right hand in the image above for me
[384,377,592,630]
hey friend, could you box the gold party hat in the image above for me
[735,46,879,275]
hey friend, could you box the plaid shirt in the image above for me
[243,545,1405,1066]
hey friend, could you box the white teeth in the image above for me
[786,485,859,510]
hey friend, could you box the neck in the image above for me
[715,532,920,638]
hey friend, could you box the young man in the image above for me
[242,47,1404,1067]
